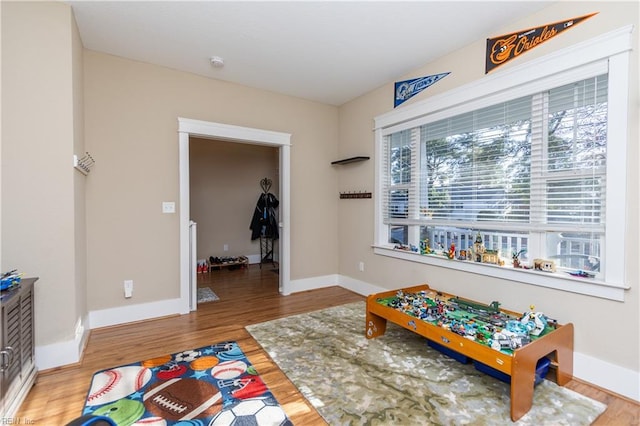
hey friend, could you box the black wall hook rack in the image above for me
[339,191,372,199]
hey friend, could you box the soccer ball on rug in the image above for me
[210,396,292,426]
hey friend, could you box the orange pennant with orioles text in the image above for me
[485,12,597,73]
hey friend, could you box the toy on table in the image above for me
[520,305,547,336]
[0,270,21,291]
[377,290,559,355]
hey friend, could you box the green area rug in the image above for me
[246,302,606,425]
[197,287,220,303]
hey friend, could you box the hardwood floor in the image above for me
[15,264,639,425]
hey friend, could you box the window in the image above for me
[374,26,632,300]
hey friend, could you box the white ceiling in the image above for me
[67,1,552,106]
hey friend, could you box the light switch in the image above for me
[162,202,176,214]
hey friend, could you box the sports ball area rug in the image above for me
[82,341,292,426]
[246,302,607,426]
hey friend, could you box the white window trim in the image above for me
[373,25,633,302]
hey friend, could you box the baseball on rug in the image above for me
[246,302,607,426]
[82,341,292,425]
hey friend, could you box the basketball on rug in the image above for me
[82,341,292,425]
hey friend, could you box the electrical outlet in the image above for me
[223,244,229,252]
[359,261,365,272]
[124,280,133,298]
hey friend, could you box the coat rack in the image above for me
[73,152,95,175]
[339,191,372,199]
[252,177,278,269]
[260,177,272,193]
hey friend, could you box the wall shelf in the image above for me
[331,156,369,165]
[340,192,372,199]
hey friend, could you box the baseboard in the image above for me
[337,275,387,296]
[574,352,640,401]
[285,275,385,297]
[35,314,90,371]
[247,253,279,265]
[36,298,184,370]
[88,297,184,329]
[288,274,340,293]
[35,334,83,371]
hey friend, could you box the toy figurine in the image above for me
[472,233,485,262]
[447,243,456,259]
[533,258,556,272]
[458,249,468,260]
[420,239,432,255]
[512,249,526,268]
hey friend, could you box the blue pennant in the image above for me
[394,72,450,108]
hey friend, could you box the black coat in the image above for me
[250,192,279,240]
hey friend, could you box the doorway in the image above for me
[178,118,291,312]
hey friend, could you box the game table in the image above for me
[365,284,574,422]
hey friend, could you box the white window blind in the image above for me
[382,74,608,276]
[382,129,417,222]
[418,95,532,226]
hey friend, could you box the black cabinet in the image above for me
[1,277,37,418]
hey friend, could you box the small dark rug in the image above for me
[246,302,606,425]
[82,341,291,425]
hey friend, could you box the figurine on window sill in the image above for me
[512,249,526,268]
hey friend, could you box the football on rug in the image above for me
[82,341,292,426]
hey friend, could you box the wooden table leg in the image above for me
[555,323,574,385]
[366,310,387,339]
[510,357,537,421]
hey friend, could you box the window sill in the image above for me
[373,245,628,301]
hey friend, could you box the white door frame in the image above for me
[178,118,292,312]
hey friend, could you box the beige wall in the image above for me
[338,1,639,374]
[0,1,3,270]
[189,138,279,261]
[72,0,87,337]
[84,50,339,311]
[1,2,84,346]
[2,0,638,394]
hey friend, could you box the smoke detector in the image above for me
[210,56,224,68]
